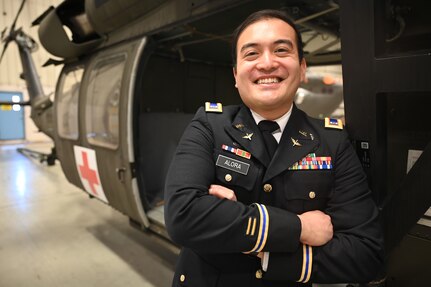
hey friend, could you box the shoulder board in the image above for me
[324,117,343,130]
[205,102,223,113]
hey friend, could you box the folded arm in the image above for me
[165,108,303,254]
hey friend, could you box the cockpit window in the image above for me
[85,54,126,149]
[57,65,83,140]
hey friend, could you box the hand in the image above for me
[209,184,237,201]
[298,210,333,246]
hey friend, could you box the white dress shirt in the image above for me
[250,105,293,271]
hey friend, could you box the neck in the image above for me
[254,103,293,121]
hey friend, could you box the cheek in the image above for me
[286,67,302,84]
[235,70,251,88]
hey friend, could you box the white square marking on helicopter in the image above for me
[74,146,108,203]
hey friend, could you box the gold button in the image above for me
[263,184,272,193]
[225,174,232,182]
[180,274,186,282]
[309,191,316,199]
[255,269,263,279]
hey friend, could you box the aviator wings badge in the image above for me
[291,137,302,147]
[242,133,253,141]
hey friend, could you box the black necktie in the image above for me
[258,120,280,158]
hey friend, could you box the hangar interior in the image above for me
[1,0,431,286]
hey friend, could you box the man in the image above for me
[164,9,384,287]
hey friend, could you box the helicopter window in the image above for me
[57,66,84,140]
[85,54,126,149]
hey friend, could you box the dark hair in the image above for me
[231,9,304,67]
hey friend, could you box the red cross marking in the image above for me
[79,151,99,196]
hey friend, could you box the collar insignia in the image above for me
[243,133,253,141]
[291,137,302,147]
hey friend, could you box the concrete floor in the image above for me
[0,142,177,287]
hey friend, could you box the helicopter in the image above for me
[1,0,343,238]
[2,0,430,285]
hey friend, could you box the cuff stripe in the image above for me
[305,245,313,282]
[251,218,257,236]
[297,245,313,283]
[298,245,307,282]
[255,204,269,252]
[246,217,252,235]
[246,204,269,253]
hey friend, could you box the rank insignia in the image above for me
[222,144,251,159]
[324,117,343,130]
[288,153,332,170]
[205,102,223,113]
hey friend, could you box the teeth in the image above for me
[257,78,280,84]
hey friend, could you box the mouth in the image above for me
[255,77,283,85]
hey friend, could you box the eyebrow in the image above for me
[239,39,294,53]
[275,39,294,49]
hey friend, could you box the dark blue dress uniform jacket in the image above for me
[164,104,384,287]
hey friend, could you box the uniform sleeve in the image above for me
[164,108,302,254]
[263,131,384,283]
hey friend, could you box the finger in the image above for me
[209,186,228,198]
[210,184,229,191]
[209,185,237,201]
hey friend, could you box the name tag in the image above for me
[216,155,250,175]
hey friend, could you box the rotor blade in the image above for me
[0,41,10,64]
[1,27,7,40]
[10,0,27,32]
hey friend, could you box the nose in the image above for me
[256,51,278,71]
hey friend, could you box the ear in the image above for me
[233,67,238,88]
[300,58,307,83]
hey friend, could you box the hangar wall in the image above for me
[0,0,62,142]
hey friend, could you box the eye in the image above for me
[244,50,258,59]
[275,47,290,55]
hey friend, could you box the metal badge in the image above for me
[310,133,314,141]
[299,130,308,137]
[291,137,302,147]
[242,133,253,141]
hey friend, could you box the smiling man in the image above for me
[233,15,306,121]
[165,9,384,287]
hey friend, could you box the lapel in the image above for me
[264,105,320,182]
[225,105,271,167]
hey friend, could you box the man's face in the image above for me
[233,18,306,119]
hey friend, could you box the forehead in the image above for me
[237,18,297,49]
